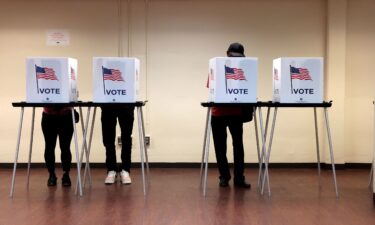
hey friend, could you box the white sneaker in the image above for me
[104,171,117,185]
[120,170,132,184]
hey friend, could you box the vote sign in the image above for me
[93,57,139,102]
[208,57,257,103]
[26,57,78,103]
[273,57,323,103]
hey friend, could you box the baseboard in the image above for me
[0,162,370,169]
[344,163,372,169]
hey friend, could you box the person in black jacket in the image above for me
[210,42,251,189]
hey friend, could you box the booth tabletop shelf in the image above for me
[201,101,332,108]
[201,102,267,107]
[12,101,147,107]
[85,101,147,107]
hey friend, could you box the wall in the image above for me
[0,0,125,163]
[0,0,373,164]
[345,0,375,162]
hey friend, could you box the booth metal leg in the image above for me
[76,107,91,193]
[370,160,374,189]
[258,107,270,191]
[72,109,83,196]
[140,107,149,179]
[10,107,25,197]
[137,106,147,196]
[253,107,260,163]
[370,103,375,189]
[26,107,35,188]
[253,107,261,173]
[83,107,97,188]
[323,108,339,198]
[202,108,212,196]
[253,107,264,191]
[261,107,278,196]
[82,107,93,186]
[200,107,211,188]
[79,106,92,185]
[373,102,375,202]
[256,107,264,189]
[313,107,322,186]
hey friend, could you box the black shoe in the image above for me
[62,172,71,187]
[47,174,57,186]
[234,180,251,189]
[219,178,229,187]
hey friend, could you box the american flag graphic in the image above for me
[290,66,312,80]
[36,65,58,81]
[70,67,76,80]
[274,68,279,81]
[225,66,246,80]
[102,66,124,82]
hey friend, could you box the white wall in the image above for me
[0,0,373,164]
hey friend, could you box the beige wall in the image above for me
[346,0,375,162]
[0,0,373,164]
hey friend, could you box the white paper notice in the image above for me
[46,30,70,46]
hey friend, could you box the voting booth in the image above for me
[26,57,78,103]
[93,57,140,103]
[272,57,323,103]
[208,57,258,103]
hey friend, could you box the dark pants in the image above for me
[101,107,134,172]
[42,113,73,174]
[211,116,245,182]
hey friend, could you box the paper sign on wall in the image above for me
[46,29,70,46]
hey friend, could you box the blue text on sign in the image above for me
[292,88,314,94]
[227,88,248,95]
[39,88,60,94]
[105,89,127,95]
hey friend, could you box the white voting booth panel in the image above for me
[208,57,257,103]
[93,57,140,103]
[26,57,78,103]
[272,57,323,103]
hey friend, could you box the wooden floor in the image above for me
[0,167,374,225]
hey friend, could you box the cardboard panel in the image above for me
[93,57,139,103]
[273,57,323,103]
[26,57,78,103]
[208,57,258,103]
